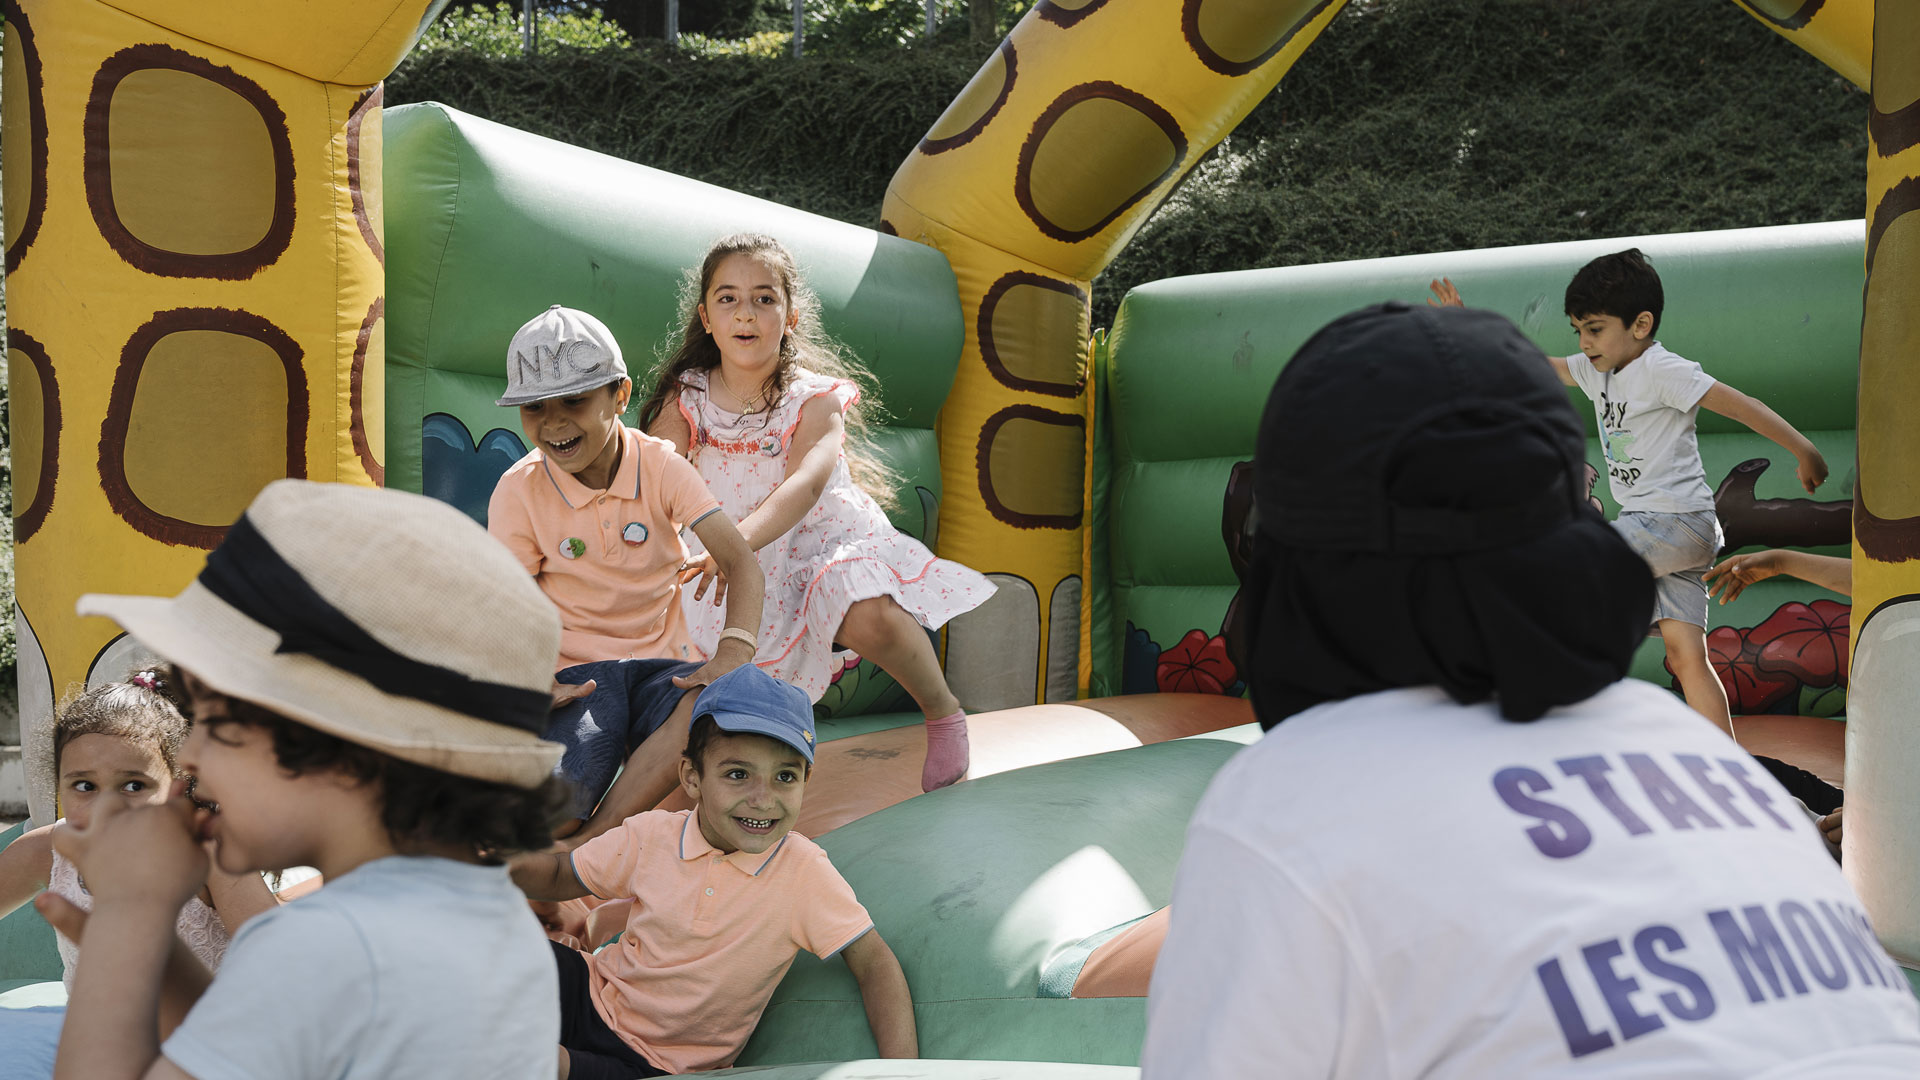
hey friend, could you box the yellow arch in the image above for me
[2,0,428,823]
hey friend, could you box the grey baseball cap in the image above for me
[496,305,629,407]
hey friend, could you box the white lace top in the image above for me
[48,822,231,989]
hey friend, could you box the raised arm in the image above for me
[0,823,54,920]
[1698,382,1828,493]
[842,930,918,1059]
[1705,549,1851,604]
[673,511,766,690]
[1428,277,1574,386]
[508,851,592,902]
[734,396,844,552]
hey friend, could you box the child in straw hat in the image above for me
[40,480,570,1080]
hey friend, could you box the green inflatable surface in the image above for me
[734,737,1241,1067]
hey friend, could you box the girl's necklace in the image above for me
[719,368,771,414]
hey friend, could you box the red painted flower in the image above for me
[1157,630,1237,695]
[1672,625,1797,714]
[1747,599,1850,688]
[828,654,860,685]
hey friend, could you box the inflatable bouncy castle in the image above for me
[4,0,1918,1072]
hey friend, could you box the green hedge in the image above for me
[385,0,1868,328]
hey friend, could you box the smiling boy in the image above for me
[510,665,917,1079]
[1431,250,1827,734]
[488,305,767,843]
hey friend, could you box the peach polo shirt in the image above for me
[568,809,873,1073]
[488,425,722,670]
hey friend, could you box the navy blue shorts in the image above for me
[551,941,665,1079]
[545,658,702,820]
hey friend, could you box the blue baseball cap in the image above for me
[692,666,816,762]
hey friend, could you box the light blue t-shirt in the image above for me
[162,856,557,1080]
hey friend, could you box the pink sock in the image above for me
[922,710,970,792]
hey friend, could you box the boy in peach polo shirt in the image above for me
[489,306,767,843]
[511,666,917,1079]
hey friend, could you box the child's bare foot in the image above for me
[922,710,969,791]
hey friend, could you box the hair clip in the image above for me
[131,671,160,691]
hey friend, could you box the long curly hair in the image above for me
[635,233,900,510]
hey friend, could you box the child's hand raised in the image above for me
[1797,448,1829,494]
[1428,278,1464,307]
[52,779,207,914]
[550,678,597,711]
[679,554,727,606]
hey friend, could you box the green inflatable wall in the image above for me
[383,102,966,718]
[1091,220,1862,716]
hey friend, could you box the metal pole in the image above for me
[926,0,936,37]
[522,0,534,56]
[665,0,679,47]
[792,0,803,57]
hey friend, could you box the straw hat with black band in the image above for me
[78,480,566,789]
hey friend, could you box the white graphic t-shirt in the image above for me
[1143,681,1920,1079]
[1565,343,1717,514]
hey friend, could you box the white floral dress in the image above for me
[676,368,995,700]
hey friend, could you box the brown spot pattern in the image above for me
[1855,178,1920,560]
[921,40,1017,156]
[1016,82,1188,244]
[2,2,48,274]
[7,330,60,544]
[83,44,295,280]
[977,405,1085,529]
[99,308,309,548]
[348,84,384,264]
[1869,1,1920,155]
[1182,0,1338,78]
[979,271,1086,397]
[1037,0,1111,28]
[1739,0,1827,29]
[351,297,386,485]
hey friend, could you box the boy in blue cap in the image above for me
[511,666,916,1078]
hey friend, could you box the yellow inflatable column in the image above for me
[1730,0,1873,89]
[1848,0,1920,972]
[883,0,1349,708]
[3,0,425,824]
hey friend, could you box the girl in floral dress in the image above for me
[636,234,994,791]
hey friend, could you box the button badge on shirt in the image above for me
[623,522,649,546]
[559,537,586,560]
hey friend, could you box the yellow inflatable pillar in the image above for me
[884,0,1349,708]
[3,0,428,824]
[1847,0,1920,972]
[1730,0,1873,90]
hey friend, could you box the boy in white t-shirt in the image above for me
[1431,250,1827,735]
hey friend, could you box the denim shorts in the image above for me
[1610,509,1723,630]
[545,657,702,820]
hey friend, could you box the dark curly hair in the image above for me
[53,666,189,778]
[1564,247,1664,336]
[169,667,567,862]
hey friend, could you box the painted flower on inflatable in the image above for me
[1682,625,1798,714]
[1156,630,1237,695]
[1746,599,1849,688]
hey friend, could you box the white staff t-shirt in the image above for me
[1142,681,1920,1079]
[1565,343,1717,514]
